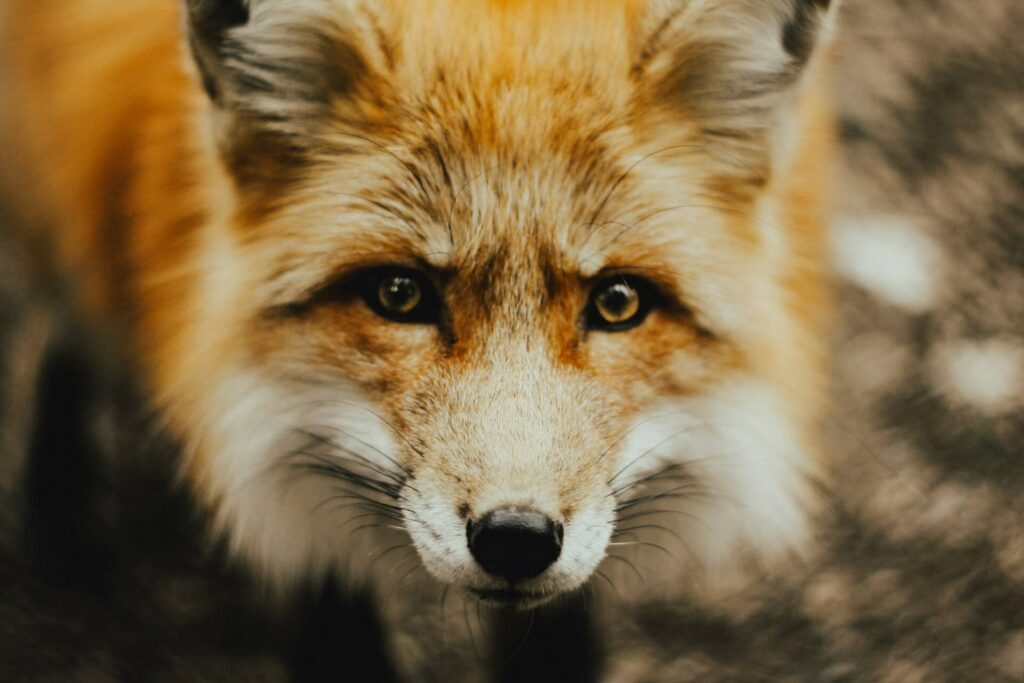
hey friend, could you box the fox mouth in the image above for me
[469,587,553,609]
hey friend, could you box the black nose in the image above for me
[467,508,563,584]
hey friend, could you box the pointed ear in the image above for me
[641,0,838,132]
[185,0,251,102]
[182,0,376,186]
[182,0,370,139]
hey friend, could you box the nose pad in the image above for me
[466,508,563,584]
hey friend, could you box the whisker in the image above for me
[300,427,412,482]
[607,540,679,561]
[611,461,690,495]
[334,511,392,532]
[580,142,760,251]
[464,596,482,662]
[384,556,424,601]
[369,542,414,569]
[589,204,721,256]
[613,523,683,541]
[439,584,452,649]
[607,424,708,487]
[594,570,621,603]
[446,165,499,245]
[316,490,409,517]
[602,554,647,587]
[615,507,695,523]
[290,450,403,499]
[594,409,704,467]
[298,398,426,460]
[615,483,711,513]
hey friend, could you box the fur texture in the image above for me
[2,0,1023,681]
[0,0,835,611]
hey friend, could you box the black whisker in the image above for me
[612,523,683,541]
[297,398,426,461]
[615,507,694,523]
[607,540,679,561]
[594,409,704,468]
[615,483,709,513]
[594,570,620,602]
[446,165,499,246]
[602,554,647,586]
[607,424,708,487]
[298,429,411,490]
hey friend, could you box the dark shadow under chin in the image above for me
[470,587,559,610]
[486,591,605,683]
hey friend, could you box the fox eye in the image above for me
[379,275,421,313]
[587,276,652,331]
[361,267,439,323]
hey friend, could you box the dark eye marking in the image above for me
[357,266,440,324]
[274,265,442,324]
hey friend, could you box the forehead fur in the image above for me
[220,0,831,319]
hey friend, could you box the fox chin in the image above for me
[0,0,837,612]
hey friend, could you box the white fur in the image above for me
[606,376,817,596]
[195,371,408,590]
[396,374,815,602]
[403,475,615,599]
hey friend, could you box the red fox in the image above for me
[0,0,835,615]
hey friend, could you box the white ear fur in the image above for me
[641,0,837,130]
[185,0,253,101]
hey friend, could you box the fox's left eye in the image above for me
[361,267,439,323]
[586,276,654,331]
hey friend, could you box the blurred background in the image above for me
[1,0,1022,680]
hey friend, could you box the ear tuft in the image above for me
[186,0,251,100]
[645,0,837,132]
[782,0,832,65]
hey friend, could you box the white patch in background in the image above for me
[831,214,945,313]
[929,338,1024,414]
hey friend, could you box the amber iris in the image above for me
[594,281,640,325]
[377,275,422,315]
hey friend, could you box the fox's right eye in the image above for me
[359,267,440,324]
[586,275,656,332]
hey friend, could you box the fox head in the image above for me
[154,0,835,606]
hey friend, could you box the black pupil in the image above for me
[381,277,418,311]
[601,283,634,317]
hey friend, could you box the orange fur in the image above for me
[2,0,837,603]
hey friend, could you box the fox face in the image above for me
[153,0,835,607]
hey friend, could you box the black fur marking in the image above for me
[187,0,249,41]
[186,0,251,100]
[224,31,367,108]
[660,39,799,121]
[659,0,833,126]
[783,0,828,65]
[186,1,368,128]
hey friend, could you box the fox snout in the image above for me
[396,350,620,605]
[467,508,564,584]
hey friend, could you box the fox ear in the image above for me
[643,0,837,131]
[182,0,372,178]
[184,0,367,115]
[185,0,251,102]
